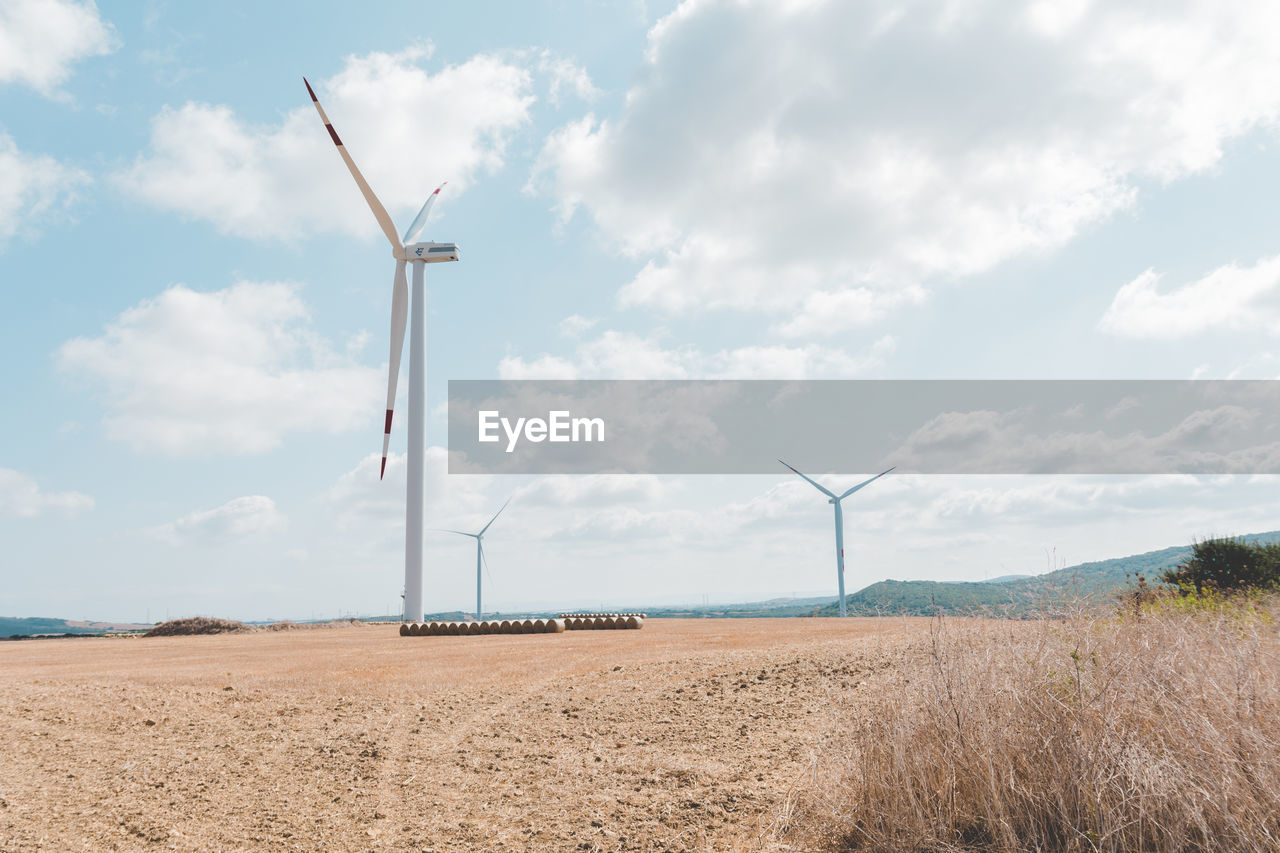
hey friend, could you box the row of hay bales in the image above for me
[561,614,644,630]
[399,619,565,637]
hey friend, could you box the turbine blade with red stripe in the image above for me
[303,77,402,251]
[381,259,409,479]
[402,182,447,245]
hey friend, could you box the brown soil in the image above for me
[0,617,923,851]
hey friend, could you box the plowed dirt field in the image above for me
[0,618,924,851]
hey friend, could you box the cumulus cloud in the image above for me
[148,495,281,545]
[57,281,380,454]
[512,475,670,507]
[117,46,534,241]
[0,468,92,517]
[0,0,116,95]
[498,329,895,378]
[1099,256,1280,339]
[0,132,89,244]
[535,50,601,106]
[894,405,1280,475]
[533,0,1280,330]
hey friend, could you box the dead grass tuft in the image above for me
[777,601,1280,852]
[144,617,247,637]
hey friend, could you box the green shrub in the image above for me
[1161,537,1280,593]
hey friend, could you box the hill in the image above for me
[0,617,151,638]
[826,529,1280,617]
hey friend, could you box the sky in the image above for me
[5,0,1280,622]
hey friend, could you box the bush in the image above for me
[1161,537,1280,593]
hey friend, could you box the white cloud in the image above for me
[1098,256,1280,339]
[557,313,598,338]
[535,50,601,106]
[116,46,533,242]
[498,329,894,378]
[513,475,670,507]
[0,132,89,244]
[533,0,1280,330]
[148,495,281,545]
[0,0,116,95]
[57,281,381,454]
[0,468,92,517]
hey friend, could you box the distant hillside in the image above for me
[1,617,151,638]
[824,530,1280,617]
[641,596,834,619]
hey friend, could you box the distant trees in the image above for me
[1161,537,1280,593]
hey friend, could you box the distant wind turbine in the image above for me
[304,77,460,623]
[435,498,511,618]
[779,461,894,617]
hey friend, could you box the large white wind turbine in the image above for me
[305,78,459,622]
[435,498,511,618]
[779,461,894,617]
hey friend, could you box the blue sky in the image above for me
[5,0,1280,622]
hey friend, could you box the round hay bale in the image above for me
[547,618,566,633]
[399,623,410,637]
[569,617,583,630]
[497,619,510,632]
[625,615,644,630]
[520,619,535,633]
[533,619,547,633]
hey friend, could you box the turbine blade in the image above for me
[380,260,409,480]
[304,77,402,251]
[837,466,896,500]
[402,182,447,245]
[429,529,478,537]
[778,459,836,499]
[479,497,512,536]
[480,541,495,587]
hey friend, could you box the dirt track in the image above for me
[0,618,923,851]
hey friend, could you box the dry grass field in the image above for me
[0,617,924,851]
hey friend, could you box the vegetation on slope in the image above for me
[820,529,1280,617]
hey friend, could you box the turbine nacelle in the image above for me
[397,241,461,262]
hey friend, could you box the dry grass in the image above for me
[143,617,368,637]
[143,616,247,636]
[776,600,1280,852]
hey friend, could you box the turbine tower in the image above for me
[305,78,460,622]
[436,498,511,618]
[779,460,893,617]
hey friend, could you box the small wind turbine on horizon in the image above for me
[304,77,460,623]
[434,498,511,619]
[779,460,894,617]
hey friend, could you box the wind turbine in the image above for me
[304,78,460,622]
[779,460,894,617]
[436,498,511,618]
